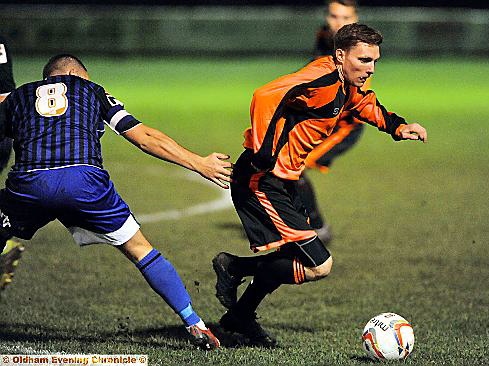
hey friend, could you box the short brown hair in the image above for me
[327,0,358,7]
[42,54,87,79]
[334,23,383,51]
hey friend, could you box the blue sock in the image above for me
[136,249,201,327]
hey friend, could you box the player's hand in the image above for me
[398,123,428,143]
[198,153,233,189]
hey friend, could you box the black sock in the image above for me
[233,279,280,317]
[229,255,261,278]
[232,256,305,316]
[230,250,303,279]
[296,173,324,229]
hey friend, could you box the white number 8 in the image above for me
[35,83,68,117]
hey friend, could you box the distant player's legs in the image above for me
[119,230,220,350]
[300,123,365,243]
[297,172,332,244]
[297,172,326,229]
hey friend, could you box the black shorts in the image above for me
[278,237,331,267]
[231,149,330,267]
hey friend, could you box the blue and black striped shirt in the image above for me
[2,75,140,172]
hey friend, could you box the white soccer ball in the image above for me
[362,312,415,361]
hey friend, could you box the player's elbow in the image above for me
[129,134,151,152]
[124,125,156,153]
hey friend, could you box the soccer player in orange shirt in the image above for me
[212,23,427,347]
[302,0,363,243]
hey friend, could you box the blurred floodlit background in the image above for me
[1,0,488,58]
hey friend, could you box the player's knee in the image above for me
[306,256,333,281]
[120,230,153,262]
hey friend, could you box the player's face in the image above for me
[335,42,380,87]
[326,2,358,34]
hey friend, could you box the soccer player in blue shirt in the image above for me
[0,54,233,350]
[0,35,25,292]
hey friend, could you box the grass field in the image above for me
[0,56,488,365]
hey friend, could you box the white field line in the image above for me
[136,172,233,224]
[1,344,53,354]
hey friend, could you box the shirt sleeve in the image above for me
[346,87,406,140]
[96,86,141,135]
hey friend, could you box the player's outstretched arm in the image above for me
[123,124,232,189]
[396,123,428,143]
[347,89,428,143]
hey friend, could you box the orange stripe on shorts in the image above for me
[249,172,317,250]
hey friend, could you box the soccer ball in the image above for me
[362,312,414,361]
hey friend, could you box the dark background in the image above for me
[0,0,487,8]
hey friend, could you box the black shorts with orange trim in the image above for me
[231,149,319,253]
[278,237,331,268]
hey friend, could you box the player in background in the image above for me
[213,24,427,347]
[0,35,25,293]
[313,0,358,58]
[298,0,362,243]
[0,54,233,349]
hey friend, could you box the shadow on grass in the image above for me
[0,322,194,351]
[215,222,248,239]
[350,354,377,363]
[210,322,286,350]
[0,320,291,350]
[271,322,316,333]
[0,321,275,350]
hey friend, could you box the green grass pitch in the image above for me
[1,56,488,365]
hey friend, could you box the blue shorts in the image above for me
[0,165,140,246]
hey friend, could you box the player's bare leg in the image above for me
[119,230,220,350]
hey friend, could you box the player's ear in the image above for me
[335,48,345,64]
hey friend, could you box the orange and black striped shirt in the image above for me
[243,56,406,180]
